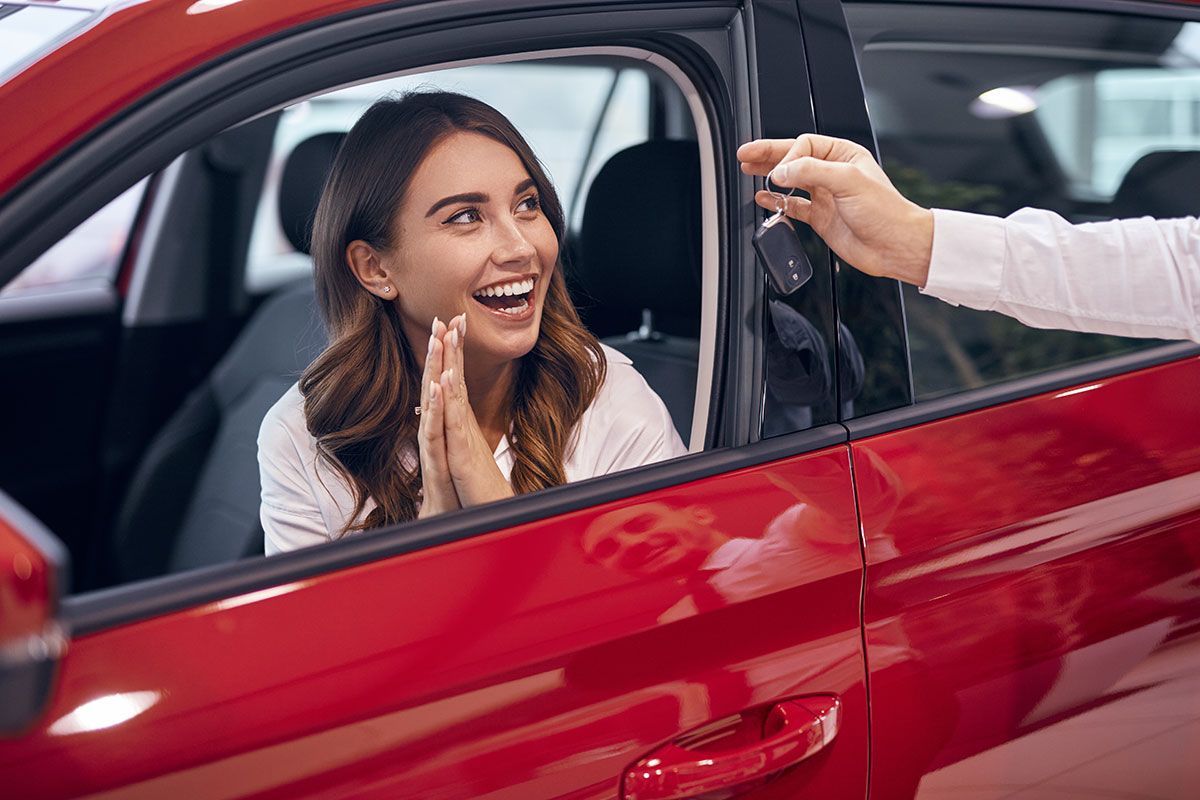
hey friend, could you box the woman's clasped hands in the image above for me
[417,314,515,518]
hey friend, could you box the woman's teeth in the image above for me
[473,277,534,298]
[495,298,530,315]
[472,277,534,315]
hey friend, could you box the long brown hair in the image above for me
[301,91,606,533]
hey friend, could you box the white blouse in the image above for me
[258,344,687,554]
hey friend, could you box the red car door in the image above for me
[813,0,1200,795]
[855,358,1200,799]
[1,444,867,799]
[0,1,871,798]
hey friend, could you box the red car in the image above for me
[1,0,1198,798]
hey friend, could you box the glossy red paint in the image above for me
[0,514,53,645]
[0,447,868,800]
[0,0,383,196]
[853,356,1200,798]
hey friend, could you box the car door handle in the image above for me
[621,694,842,800]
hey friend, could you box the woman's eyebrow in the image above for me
[426,192,488,218]
[513,178,536,196]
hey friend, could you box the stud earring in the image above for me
[381,286,392,294]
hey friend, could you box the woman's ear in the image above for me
[345,239,396,299]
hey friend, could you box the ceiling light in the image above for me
[971,86,1039,119]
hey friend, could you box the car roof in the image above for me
[0,0,409,196]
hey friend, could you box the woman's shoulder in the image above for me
[595,342,641,391]
[567,343,687,476]
[585,343,680,435]
[258,382,312,454]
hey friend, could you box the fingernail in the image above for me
[432,316,440,334]
[775,162,794,183]
[428,335,435,355]
[459,314,467,336]
[450,329,459,348]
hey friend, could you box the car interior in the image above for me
[845,3,1198,399]
[0,56,708,592]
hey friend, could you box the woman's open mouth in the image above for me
[472,276,536,320]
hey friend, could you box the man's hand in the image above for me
[737,133,935,287]
[438,314,515,508]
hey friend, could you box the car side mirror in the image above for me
[0,490,69,736]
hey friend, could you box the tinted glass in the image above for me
[0,179,148,299]
[845,4,1187,401]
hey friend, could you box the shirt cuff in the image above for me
[922,208,1007,309]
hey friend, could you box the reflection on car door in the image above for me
[2,445,868,799]
[855,359,1200,799]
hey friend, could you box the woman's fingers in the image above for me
[420,317,443,411]
[417,380,456,518]
[441,313,467,406]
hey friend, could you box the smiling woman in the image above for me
[258,91,686,552]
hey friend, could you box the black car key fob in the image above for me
[753,211,814,295]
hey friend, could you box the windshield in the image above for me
[0,4,94,83]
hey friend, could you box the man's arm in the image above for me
[738,134,1200,344]
[925,208,1200,342]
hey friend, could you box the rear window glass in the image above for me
[845,3,1184,402]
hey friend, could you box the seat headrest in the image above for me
[278,132,345,255]
[1111,150,1200,220]
[578,140,702,338]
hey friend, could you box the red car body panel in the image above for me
[0,448,868,799]
[0,0,394,196]
[854,356,1200,798]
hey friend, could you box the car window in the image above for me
[844,4,1191,401]
[1,52,710,594]
[0,179,147,300]
[1038,66,1200,199]
[245,62,651,292]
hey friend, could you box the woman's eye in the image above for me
[445,208,481,225]
[517,195,540,214]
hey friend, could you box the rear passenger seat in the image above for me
[576,140,702,441]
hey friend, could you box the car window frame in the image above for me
[817,0,1200,439]
[0,0,848,636]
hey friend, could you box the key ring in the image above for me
[765,165,798,217]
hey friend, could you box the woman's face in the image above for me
[382,130,558,366]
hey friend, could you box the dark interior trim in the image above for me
[846,342,1199,439]
[64,422,847,636]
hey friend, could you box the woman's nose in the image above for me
[491,218,536,264]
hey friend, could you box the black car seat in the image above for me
[1110,150,1200,219]
[110,133,341,580]
[576,140,702,440]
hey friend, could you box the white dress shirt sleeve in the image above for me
[923,207,1200,343]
